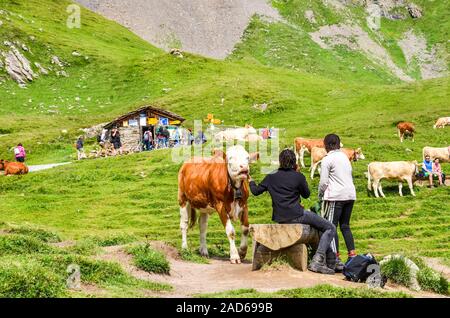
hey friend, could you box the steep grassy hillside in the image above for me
[0,0,449,297]
[231,0,449,83]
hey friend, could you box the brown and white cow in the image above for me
[0,160,29,176]
[178,145,252,264]
[310,147,365,179]
[397,122,415,143]
[434,117,450,129]
[422,146,450,163]
[367,161,419,198]
[294,138,325,168]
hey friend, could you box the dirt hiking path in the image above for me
[96,243,447,298]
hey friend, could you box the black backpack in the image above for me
[343,253,381,283]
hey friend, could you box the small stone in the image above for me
[72,51,81,57]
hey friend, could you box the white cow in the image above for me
[422,146,450,163]
[214,125,259,142]
[434,117,450,129]
[367,161,419,198]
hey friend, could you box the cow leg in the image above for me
[398,182,403,197]
[239,208,250,260]
[180,203,190,250]
[406,177,416,196]
[199,213,209,258]
[218,211,241,264]
[300,147,306,168]
[373,179,380,198]
[310,163,316,180]
[378,182,386,198]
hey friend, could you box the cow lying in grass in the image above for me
[310,147,365,179]
[367,161,419,198]
[178,145,254,264]
[0,160,29,176]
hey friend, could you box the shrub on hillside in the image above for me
[127,244,170,275]
[0,235,54,256]
[381,257,412,287]
[417,267,449,295]
[6,226,61,243]
[0,260,66,298]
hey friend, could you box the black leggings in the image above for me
[323,200,355,255]
[283,210,336,256]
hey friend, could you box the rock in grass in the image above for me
[2,45,36,84]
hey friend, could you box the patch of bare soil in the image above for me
[75,0,281,59]
[96,242,448,298]
[50,240,76,248]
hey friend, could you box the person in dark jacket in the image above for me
[110,128,123,155]
[249,149,337,275]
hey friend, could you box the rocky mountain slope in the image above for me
[74,0,448,83]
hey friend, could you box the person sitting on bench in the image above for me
[248,149,337,275]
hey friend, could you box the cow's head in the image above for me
[355,148,365,161]
[0,160,7,171]
[226,145,250,184]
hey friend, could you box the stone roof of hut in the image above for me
[104,106,185,129]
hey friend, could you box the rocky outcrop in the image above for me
[310,24,413,81]
[398,30,447,80]
[380,254,421,291]
[75,0,281,59]
[407,3,422,19]
[1,45,36,84]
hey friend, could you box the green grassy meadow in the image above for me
[0,0,449,297]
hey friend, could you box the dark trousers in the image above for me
[323,200,355,255]
[16,157,25,163]
[283,211,336,256]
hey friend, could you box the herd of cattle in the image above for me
[178,118,449,263]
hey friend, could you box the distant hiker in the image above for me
[188,129,194,145]
[110,128,123,155]
[76,136,86,160]
[319,134,357,272]
[163,126,170,148]
[249,149,337,275]
[14,143,26,163]
[173,128,180,147]
[143,130,153,151]
[262,127,270,140]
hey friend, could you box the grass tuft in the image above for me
[127,244,171,275]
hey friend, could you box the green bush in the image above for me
[0,235,54,256]
[127,244,170,275]
[180,249,209,264]
[417,267,449,295]
[6,226,61,243]
[381,257,412,287]
[37,254,126,284]
[0,260,66,298]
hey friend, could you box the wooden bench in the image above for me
[414,175,450,187]
[249,224,320,271]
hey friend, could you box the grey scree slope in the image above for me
[75,0,281,59]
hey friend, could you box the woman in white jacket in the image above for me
[319,134,357,272]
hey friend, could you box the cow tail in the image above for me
[367,165,372,191]
[188,205,197,229]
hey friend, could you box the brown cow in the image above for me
[0,160,29,176]
[179,145,252,264]
[294,138,325,168]
[397,122,415,142]
[310,147,365,179]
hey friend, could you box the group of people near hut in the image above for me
[249,134,356,274]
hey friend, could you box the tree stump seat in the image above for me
[249,224,320,272]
